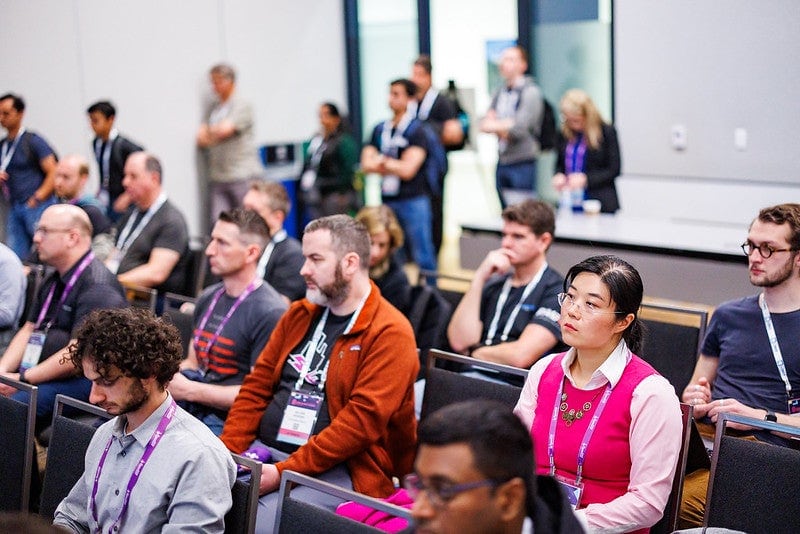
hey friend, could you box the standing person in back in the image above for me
[361,78,437,272]
[0,93,58,258]
[197,63,264,231]
[480,46,544,208]
[299,102,360,222]
[409,54,464,256]
[551,89,621,214]
[86,100,144,222]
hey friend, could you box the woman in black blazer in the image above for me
[552,89,621,213]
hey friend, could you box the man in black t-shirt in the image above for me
[448,199,565,372]
[107,152,189,295]
[169,208,287,435]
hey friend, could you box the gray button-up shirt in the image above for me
[54,393,236,533]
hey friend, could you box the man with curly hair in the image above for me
[53,307,236,533]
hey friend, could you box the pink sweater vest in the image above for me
[532,353,657,532]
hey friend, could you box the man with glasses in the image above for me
[447,199,565,383]
[0,204,127,426]
[679,203,800,528]
[408,399,583,534]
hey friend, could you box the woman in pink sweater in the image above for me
[515,255,682,533]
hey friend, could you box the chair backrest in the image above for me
[417,269,470,312]
[19,263,46,328]
[703,413,800,533]
[274,471,412,534]
[123,283,158,313]
[162,293,197,359]
[406,285,452,375]
[650,402,693,534]
[638,300,710,395]
[420,349,526,420]
[183,237,210,298]
[39,395,111,520]
[0,376,37,512]
[224,454,262,534]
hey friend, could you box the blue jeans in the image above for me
[12,375,92,424]
[385,196,437,272]
[496,160,537,208]
[7,197,56,259]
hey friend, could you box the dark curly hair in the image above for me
[66,308,182,389]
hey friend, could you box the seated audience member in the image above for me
[355,204,411,313]
[551,89,621,214]
[220,215,418,532]
[53,308,236,533]
[447,199,565,379]
[408,399,584,534]
[242,180,306,303]
[679,203,800,528]
[515,255,682,533]
[106,151,189,295]
[169,208,287,435]
[0,242,26,352]
[52,154,111,238]
[0,205,127,426]
[86,100,144,222]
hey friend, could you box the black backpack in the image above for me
[538,97,558,151]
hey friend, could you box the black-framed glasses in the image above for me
[403,473,500,509]
[557,292,625,315]
[741,241,797,259]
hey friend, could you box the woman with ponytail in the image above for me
[514,255,681,533]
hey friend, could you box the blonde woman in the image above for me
[355,205,411,313]
[551,89,621,213]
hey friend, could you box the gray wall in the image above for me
[614,0,800,224]
[0,0,347,236]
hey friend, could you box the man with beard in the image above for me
[168,208,287,435]
[53,307,236,533]
[220,214,418,532]
[679,203,800,528]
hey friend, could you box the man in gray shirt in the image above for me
[54,307,236,533]
[0,242,25,352]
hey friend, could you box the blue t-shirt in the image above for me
[703,295,800,417]
[2,131,55,203]
[368,120,429,200]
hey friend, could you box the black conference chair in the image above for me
[638,301,709,396]
[650,402,693,534]
[0,375,38,512]
[224,454,262,534]
[122,283,158,313]
[162,292,197,359]
[703,413,800,534]
[274,471,412,534]
[39,395,111,520]
[420,349,527,421]
[406,284,452,376]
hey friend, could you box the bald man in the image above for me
[53,154,111,237]
[0,204,128,425]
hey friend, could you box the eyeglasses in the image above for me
[33,225,74,237]
[557,292,625,315]
[403,473,500,509]
[741,241,797,259]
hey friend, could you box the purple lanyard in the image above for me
[90,398,177,534]
[34,252,95,329]
[547,376,613,485]
[192,280,260,370]
[565,136,587,174]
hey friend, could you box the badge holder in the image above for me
[21,331,46,371]
[554,473,584,509]
[788,396,800,415]
[277,391,324,446]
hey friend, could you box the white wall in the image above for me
[614,0,800,224]
[0,0,347,235]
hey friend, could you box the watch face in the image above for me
[766,412,778,422]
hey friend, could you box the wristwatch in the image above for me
[18,368,28,384]
[764,410,777,422]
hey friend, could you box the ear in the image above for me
[612,312,635,334]
[538,232,553,250]
[495,477,527,523]
[340,251,361,277]
[245,243,262,263]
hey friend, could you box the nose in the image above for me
[205,240,216,257]
[410,491,436,522]
[299,259,312,277]
[88,384,105,406]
